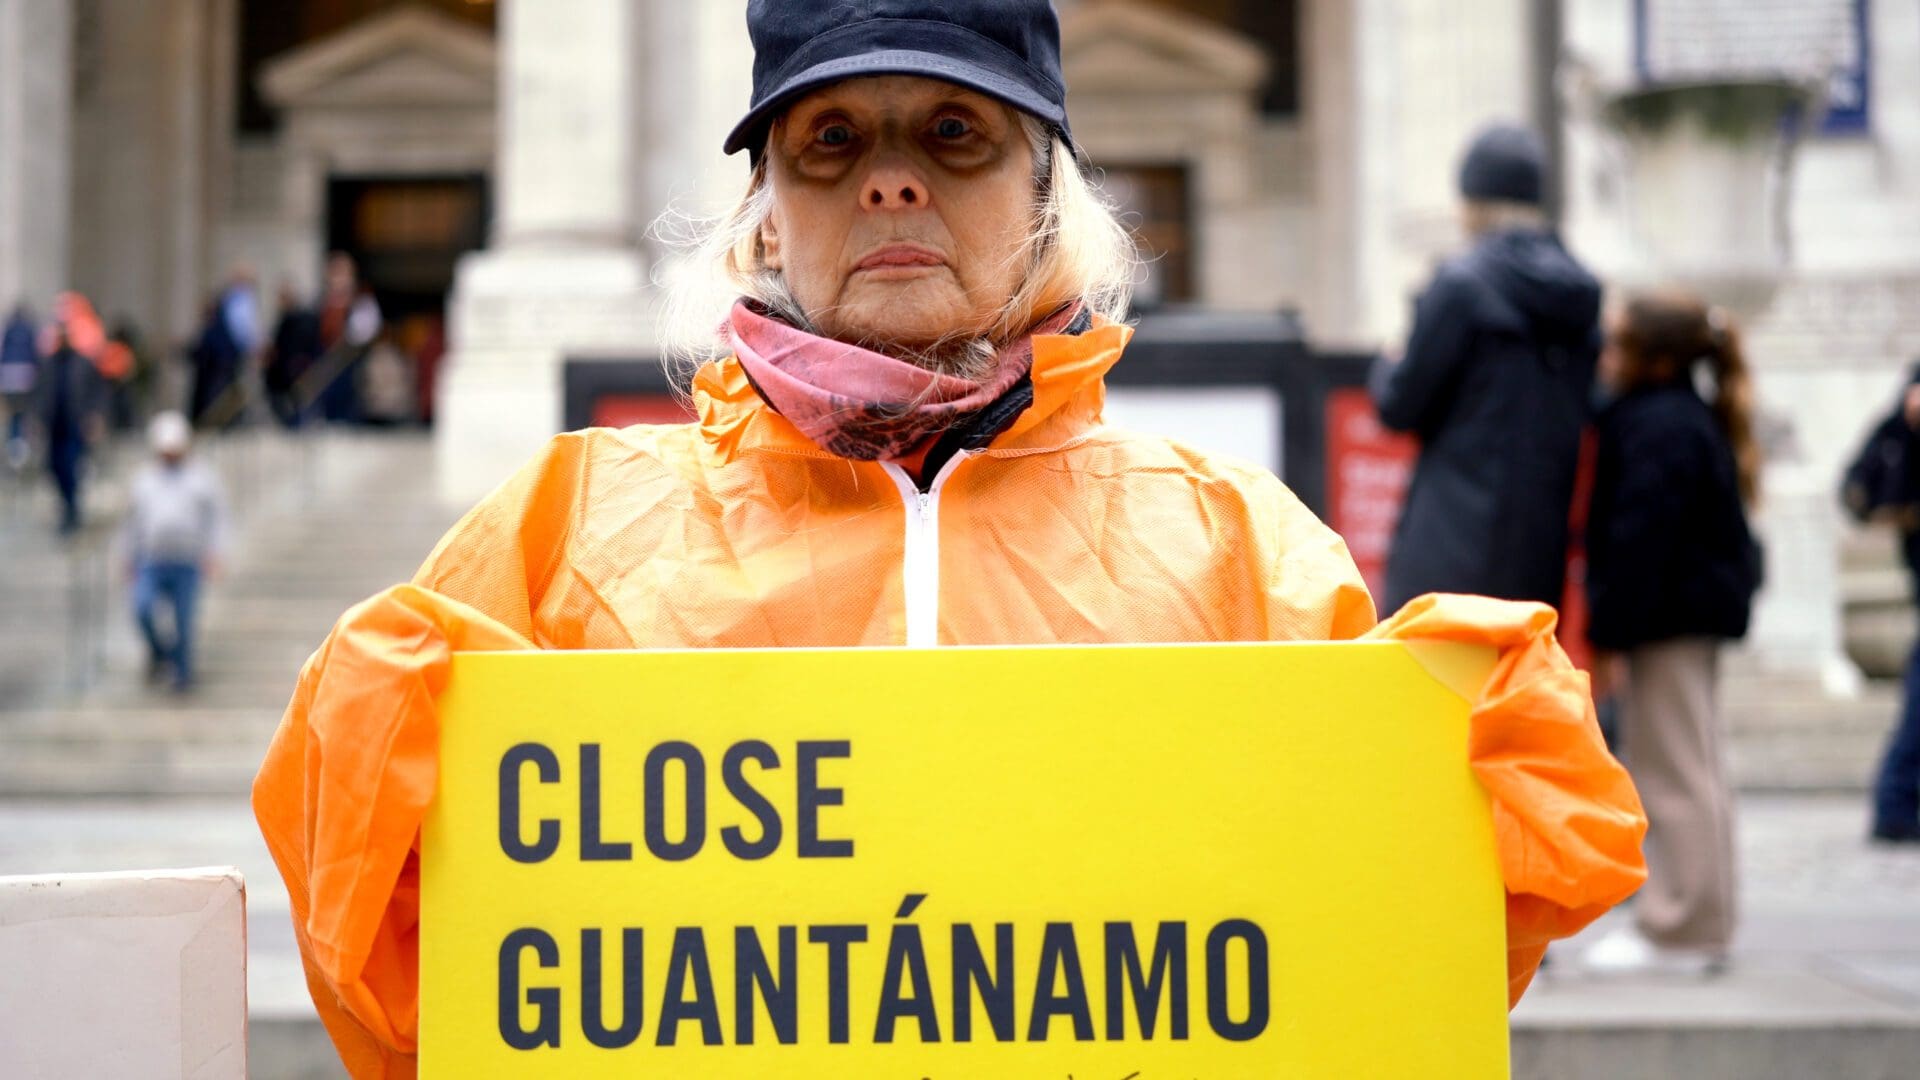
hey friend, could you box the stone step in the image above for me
[1732,743,1890,791]
[240,1000,1920,1079]
[237,1003,1920,1079]
[0,707,281,741]
[1510,1023,1920,1079]
[51,691,291,720]
[0,753,263,797]
[249,1015,348,1080]
[1725,694,1898,734]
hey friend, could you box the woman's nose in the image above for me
[861,162,930,211]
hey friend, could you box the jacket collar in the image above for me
[693,319,1133,463]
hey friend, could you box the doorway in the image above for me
[325,174,489,424]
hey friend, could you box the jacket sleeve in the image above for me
[252,434,594,1077]
[1366,593,1648,1007]
[1371,268,1478,437]
[1263,478,1379,641]
[254,587,531,1076]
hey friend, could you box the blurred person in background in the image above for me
[189,267,261,430]
[107,317,155,431]
[252,3,1646,1071]
[1370,123,1602,615]
[265,281,322,428]
[2,302,39,468]
[1841,364,1920,845]
[29,296,111,533]
[409,314,445,426]
[124,411,228,692]
[316,252,382,425]
[1582,293,1763,973]
[356,340,417,426]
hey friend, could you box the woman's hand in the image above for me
[1366,594,1649,1007]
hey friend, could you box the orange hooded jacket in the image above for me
[253,322,1647,1077]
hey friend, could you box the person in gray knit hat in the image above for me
[1369,122,1603,615]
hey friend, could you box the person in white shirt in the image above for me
[125,412,228,690]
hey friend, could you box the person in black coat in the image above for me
[29,320,110,534]
[1370,124,1602,614]
[1581,291,1763,973]
[265,283,323,428]
[1841,364,1920,844]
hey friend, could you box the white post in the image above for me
[0,868,248,1078]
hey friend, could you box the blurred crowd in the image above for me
[0,251,435,537]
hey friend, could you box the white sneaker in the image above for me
[1580,925,1728,977]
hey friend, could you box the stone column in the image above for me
[65,0,213,348]
[439,0,653,501]
[0,0,74,312]
[441,0,756,502]
[495,0,637,249]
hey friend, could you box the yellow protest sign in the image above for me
[421,642,1509,1078]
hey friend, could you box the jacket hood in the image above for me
[1472,229,1601,340]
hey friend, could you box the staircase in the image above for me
[0,430,461,797]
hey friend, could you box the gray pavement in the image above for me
[1512,796,1920,1078]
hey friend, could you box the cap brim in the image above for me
[723,51,1067,156]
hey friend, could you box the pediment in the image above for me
[260,5,495,110]
[1062,0,1268,96]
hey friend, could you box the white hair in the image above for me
[653,114,1140,383]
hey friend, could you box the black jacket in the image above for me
[1371,228,1602,611]
[1841,400,1920,583]
[1586,384,1761,650]
[30,346,108,443]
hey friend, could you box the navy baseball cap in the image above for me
[724,0,1072,158]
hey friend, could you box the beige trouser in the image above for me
[1621,637,1737,950]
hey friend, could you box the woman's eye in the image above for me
[934,117,971,139]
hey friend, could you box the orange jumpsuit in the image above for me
[253,322,1647,1077]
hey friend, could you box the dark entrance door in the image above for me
[325,174,489,424]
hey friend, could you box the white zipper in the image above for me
[880,451,971,648]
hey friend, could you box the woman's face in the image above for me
[762,76,1037,355]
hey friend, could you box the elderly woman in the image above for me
[255,2,1645,1074]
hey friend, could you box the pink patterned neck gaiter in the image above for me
[727,301,1078,462]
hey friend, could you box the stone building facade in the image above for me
[2,0,1916,690]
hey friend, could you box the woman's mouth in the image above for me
[853,244,947,273]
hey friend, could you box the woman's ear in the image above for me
[761,204,783,272]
